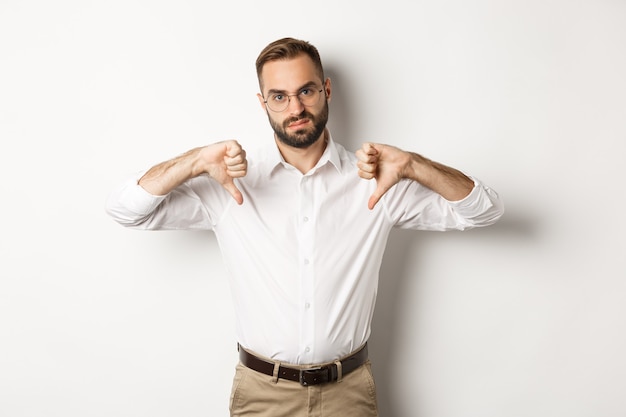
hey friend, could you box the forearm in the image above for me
[406,152,474,201]
[139,147,206,196]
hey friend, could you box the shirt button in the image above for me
[304,259,310,265]
[305,302,310,309]
[303,216,309,222]
[305,347,310,353]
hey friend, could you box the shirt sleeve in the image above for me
[383,177,504,231]
[104,172,216,230]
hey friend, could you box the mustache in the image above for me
[283,111,314,127]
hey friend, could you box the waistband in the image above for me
[238,343,369,386]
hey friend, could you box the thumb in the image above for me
[368,182,389,210]
[222,178,244,205]
[367,194,380,210]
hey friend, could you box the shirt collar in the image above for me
[265,130,342,177]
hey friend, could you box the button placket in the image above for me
[298,175,315,361]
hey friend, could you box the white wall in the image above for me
[1,0,625,416]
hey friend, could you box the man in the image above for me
[106,37,504,417]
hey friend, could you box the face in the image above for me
[258,55,331,149]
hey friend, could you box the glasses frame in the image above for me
[263,87,324,113]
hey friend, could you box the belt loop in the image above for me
[334,360,343,383]
[271,361,280,384]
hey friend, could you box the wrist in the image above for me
[190,146,212,177]
[405,152,429,182]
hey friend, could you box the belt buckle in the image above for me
[299,367,324,386]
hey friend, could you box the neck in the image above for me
[276,129,328,174]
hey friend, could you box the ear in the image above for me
[257,93,267,110]
[324,78,332,102]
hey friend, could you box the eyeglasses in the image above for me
[263,87,324,112]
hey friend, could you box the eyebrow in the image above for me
[266,81,319,96]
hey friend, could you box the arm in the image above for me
[105,140,247,228]
[356,143,474,210]
[139,140,247,203]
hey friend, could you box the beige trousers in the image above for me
[229,360,379,417]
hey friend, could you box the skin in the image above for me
[256,55,331,173]
[138,53,474,209]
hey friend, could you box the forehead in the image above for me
[260,54,321,93]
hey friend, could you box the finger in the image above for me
[225,157,247,172]
[356,143,378,162]
[356,152,377,164]
[222,179,244,205]
[362,142,378,155]
[224,141,243,158]
[224,147,246,162]
[358,169,375,180]
[224,155,243,166]
[227,164,247,178]
[225,152,248,177]
[355,148,368,162]
[357,168,376,180]
[368,194,380,210]
[227,169,247,179]
[357,160,376,174]
[367,182,391,210]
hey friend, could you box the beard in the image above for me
[268,100,329,149]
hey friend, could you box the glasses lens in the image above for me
[267,94,288,112]
[266,88,322,112]
[298,88,320,106]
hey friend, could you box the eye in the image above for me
[299,88,312,96]
[271,94,285,102]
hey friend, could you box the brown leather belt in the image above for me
[238,343,368,386]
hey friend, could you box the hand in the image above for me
[356,142,411,210]
[200,140,248,205]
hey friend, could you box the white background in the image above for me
[1,0,625,416]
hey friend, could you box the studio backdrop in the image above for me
[1,0,625,416]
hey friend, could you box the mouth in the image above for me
[287,118,310,130]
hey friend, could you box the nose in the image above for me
[287,95,305,115]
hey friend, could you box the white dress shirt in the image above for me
[106,134,504,364]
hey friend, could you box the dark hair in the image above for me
[255,37,325,90]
